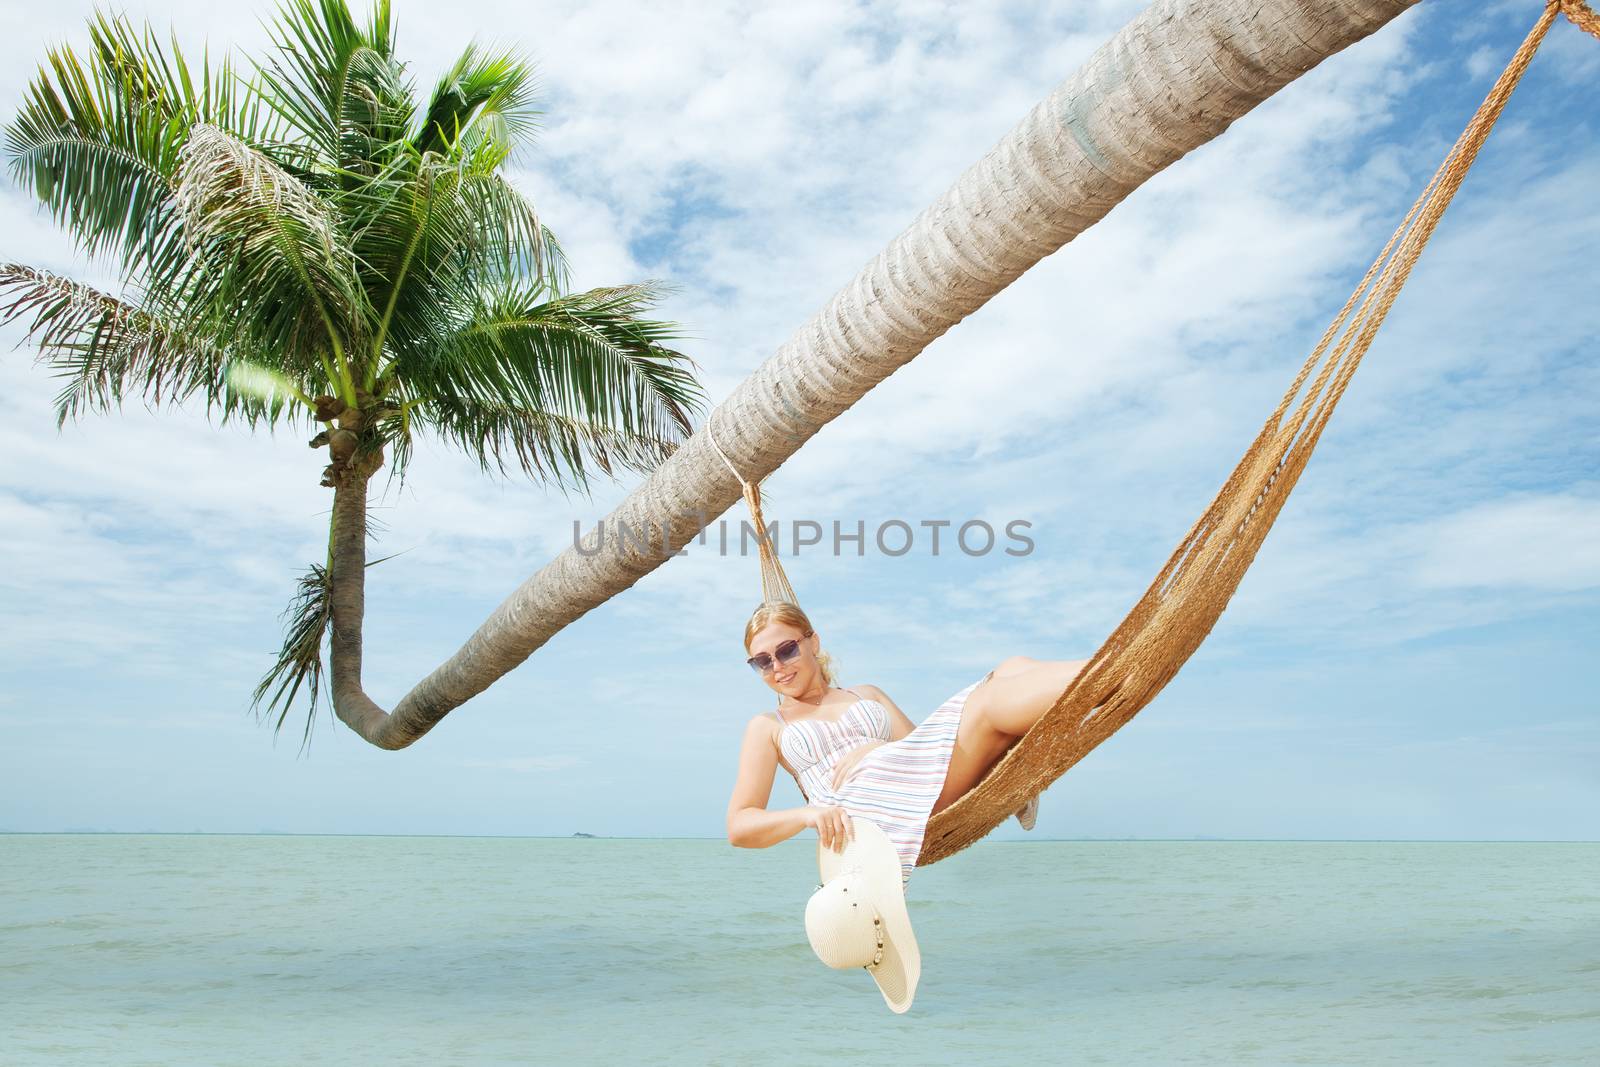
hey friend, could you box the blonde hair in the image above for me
[743,600,838,688]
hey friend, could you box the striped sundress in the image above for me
[773,676,988,888]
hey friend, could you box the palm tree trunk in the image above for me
[330,0,1420,748]
[329,467,392,743]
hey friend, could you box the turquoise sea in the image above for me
[2,835,1597,1065]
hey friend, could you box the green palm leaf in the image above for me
[3,12,276,284]
[255,0,407,177]
[170,122,370,382]
[413,42,541,158]
[417,398,684,498]
[391,282,703,489]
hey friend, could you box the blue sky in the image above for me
[1,0,1595,841]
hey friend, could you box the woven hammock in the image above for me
[716,0,1599,867]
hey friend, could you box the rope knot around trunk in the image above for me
[708,407,802,607]
[1555,0,1600,39]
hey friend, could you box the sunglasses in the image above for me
[747,630,814,675]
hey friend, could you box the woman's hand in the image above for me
[830,741,886,792]
[804,804,856,853]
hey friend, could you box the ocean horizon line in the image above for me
[3,831,1596,844]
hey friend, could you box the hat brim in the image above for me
[817,816,920,1013]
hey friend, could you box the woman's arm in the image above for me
[730,805,815,850]
[726,714,814,849]
[858,684,916,740]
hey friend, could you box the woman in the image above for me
[726,600,1089,887]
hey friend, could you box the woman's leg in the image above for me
[930,656,1089,815]
[988,655,1044,680]
[971,658,1090,737]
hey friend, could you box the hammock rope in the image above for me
[716,0,1597,865]
[709,411,802,607]
[918,0,1599,865]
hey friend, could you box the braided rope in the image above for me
[921,0,1588,864]
[1558,0,1600,39]
[708,409,801,607]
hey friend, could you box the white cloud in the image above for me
[1465,44,1500,81]
[0,0,1592,838]
[1411,493,1600,591]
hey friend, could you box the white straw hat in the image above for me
[804,816,921,1013]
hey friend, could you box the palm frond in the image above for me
[0,262,308,429]
[458,171,562,290]
[460,282,703,433]
[414,396,685,496]
[250,561,335,752]
[413,41,541,158]
[256,0,410,177]
[250,546,404,751]
[2,11,275,284]
[349,156,562,380]
[388,281,706,491]
[346,151,486,370]
[170,123,371,369]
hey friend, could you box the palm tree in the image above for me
[4,0,1427,753]
[1,0,707,747]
